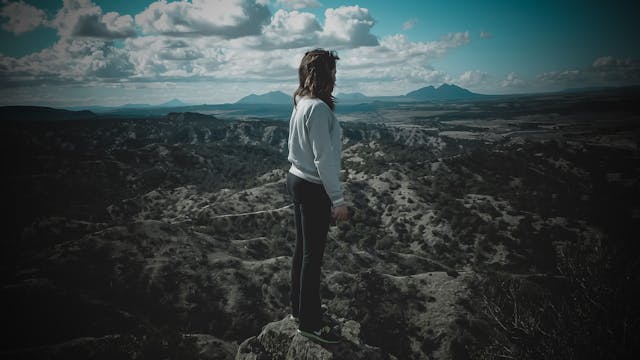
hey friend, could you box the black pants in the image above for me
[286,172,331,331]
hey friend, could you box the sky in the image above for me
[0,0,639,106]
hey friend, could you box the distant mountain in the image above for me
[335,84,487,104]
[121,103,152,109]
[0,106,97,121]
[406,84,485,101]
[158,98,190,107]
[234,86,484,106]
[236,91,292,105]
[66,105,115,112]
[119,99,189,109]
[340,92,367,98]
[337,92,368,102]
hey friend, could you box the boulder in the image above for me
[236,315,394,360]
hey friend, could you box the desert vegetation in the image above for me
[2,89,639,359]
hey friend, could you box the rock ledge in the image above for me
[236,315,394,360]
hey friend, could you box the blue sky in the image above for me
[0,0,638,106]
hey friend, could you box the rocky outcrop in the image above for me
[236,315,394,360]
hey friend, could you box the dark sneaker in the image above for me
[297,325,341,344]
[321,313,340,328]
[320,304,340,327]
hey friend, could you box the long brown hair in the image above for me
[293,48,339,111]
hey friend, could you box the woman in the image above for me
[286,48,348,344]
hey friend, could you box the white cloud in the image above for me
[537,56,640,87]
[235,5,379,50]
[403,18,417,31]
[276,0,322,9]
[124,36,226,79]
[135,0,270,38]
[119,28,469,91]
[592,56,618,68]
[0,0,47,35]
[321,5,378,47]
[537,69,583,83]
[257,9,321,48]
[220,48,302,80]
[591,56,640,81]
[0,1,480,104]
[0,38,134,86]
[52,0,135,39]
[455,70,489,87]
[341,32,468,70]
[501,72,525,88]
[479,30,492,39]
[330,31,469,95]
[121,34,304,83]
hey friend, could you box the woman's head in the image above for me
[294,48,339,110]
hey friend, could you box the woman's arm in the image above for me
[306,103,345,207]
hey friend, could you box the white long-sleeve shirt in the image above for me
[287,96,345,207]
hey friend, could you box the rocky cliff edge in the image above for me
[236,315,396,360]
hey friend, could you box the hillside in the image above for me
[1,90,639,359]
[0,106,97,121]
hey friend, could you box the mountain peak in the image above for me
[159,98,189,107]
[236,91,291,105]
[406,83,481,100]
[437,83,457,89]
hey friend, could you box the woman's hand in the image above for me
[332,205,349,221]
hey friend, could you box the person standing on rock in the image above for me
[285,48,348,344]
